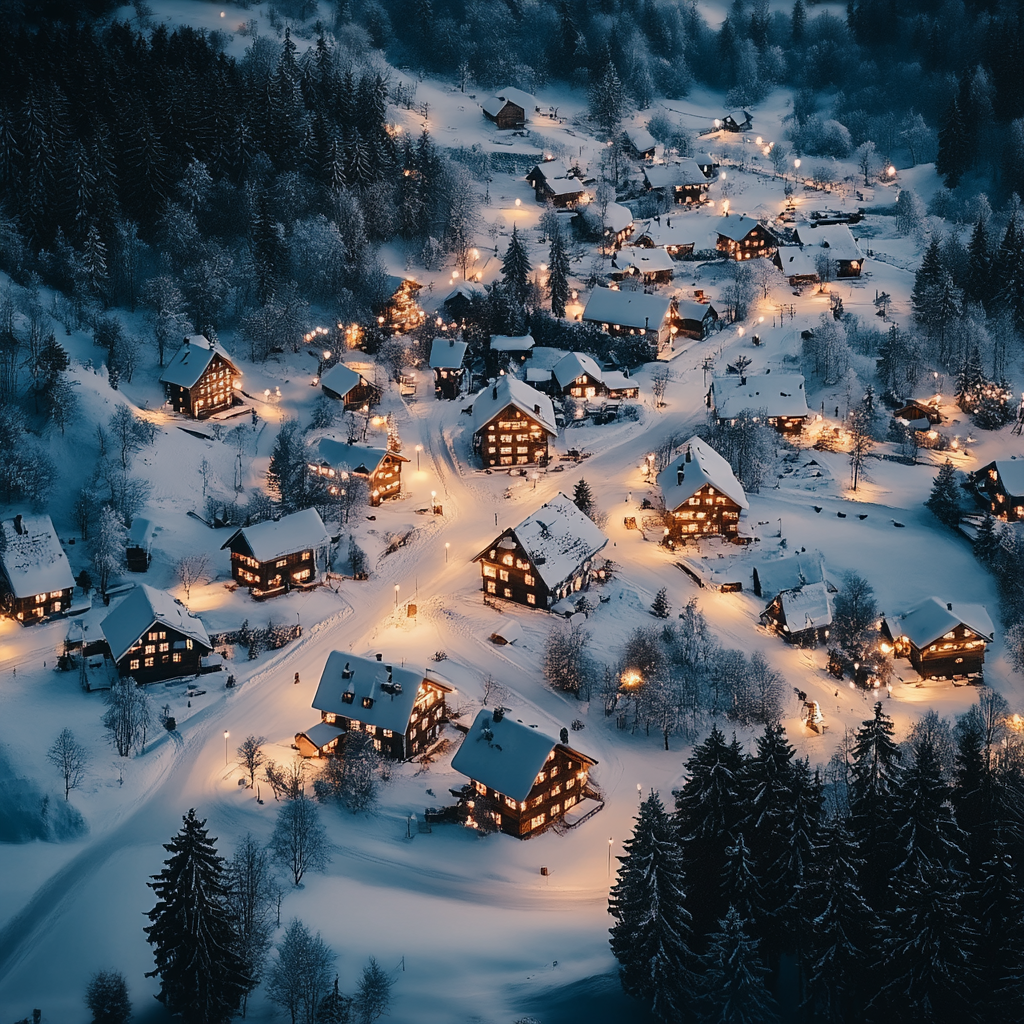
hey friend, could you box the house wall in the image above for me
[478,533,551,609]
[490,102,525,130]
[169,354,239,419]
[116,623,207,683]
[835,259,863,278]
[667,484,743,542]
[4,586,74,623]
[369,454,403,504]
[974,464,1024,521]
[716,226,775,261]
[899,623,988,679]
[563,373,608,400]
[125,546,151,572]
[474,407,551,468]
[229,548,317,597]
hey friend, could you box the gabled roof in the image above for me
[579,202,634,235]
[711,373,809,419]
[693,151,718,168]
[100,583,211,663]
[753,549,828,597]
[634,218,695,248]
[778,581,834,632]
[582,287,672,331]
[603,370,636,392]
[715,215,763,241]
[886,597,994,649]
[160,335,238,390]
[311,651,452,734]
[793,223,863,262]
[429,337,468,370]
[476,493,608,591]
[983,460,1024,497]
[482,88,534,118]
[220,508,329,563]
[320,362,365,398]
[528,159,578,183]
[127,517,156,551]
[541,176,589,198]
[625,125,658,153]
[316,439,406,475]
[657,438,748,511]
[0,515,76,599]
[676,299,718,323]
[774,246,820,278]
[613,246,676,275]
[490,334,535,353]
[444,283,486,306]
[451,709,595,803]
[643,159,709,189]
[472,376,558,435]
[553,351,604,389]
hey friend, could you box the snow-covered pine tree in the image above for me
[650,587,671,619]
[925,459,963,528]
[911,235,943,325]
[316,976,353,1024]
[968,846,1024,1014]
[972,512,1001,565]
[719,832,766,929]
[936,96,969,187]
[964,218,991,308]
[501,225,532,309]
[85,968,131,1024]
[145,809,248,1023]
[93,504,127,595]
[267,420,305,512]
[955,344,985,411]
[609,790,697,1018]
[572,478,595,519]
[548,228,571,319]
[994,215,1024,331]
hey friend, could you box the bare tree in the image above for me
[108,404,153,472]
[650,367,671,408]
[847,407,874,491]
[855,141,876,186]
[746,651,784,725]
[266,919,335,1024]
[175,553,211,601]
[237,735,267,790]
[544,621,597,698]
[269,796,331,886]
[46,727,90,800]
[93,504,127,595]
[103,677,153,757]
[199,457,212,498]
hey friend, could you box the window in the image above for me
[130,659,140,670]
[149,631,158,640]
[476,781,487,796]
[159,643,169,653]
[483,565,496,578]
[172,653,182,663]
[524,574,535,586]
[529,813,546,830]
[373,739,382,751]
[342,692,354,704]
[566,777,576,789]
[161,655,170,664]
[551,783,562,796]
[527,594,536,605]
[302,551,311,560]
[502,554,514,566]
[487,581,496,594]
[145,645,156,655]
[504,587,512,598]
[505,796,517,809]
[51,602,61,613]
[551,803,561,815]
[186,640,193,650]
[276,559,287,568]
[49,590,63,599]
[145,657,154,668]
[362,696,374,709]
[499,570,509,582]
[35,594,45,604]
[349,720,361,731]
[159,631,166,640]
[383,729,393,738]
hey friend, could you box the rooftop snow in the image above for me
[0,514,75,599]
[490,334,535,353]
[541,177,589,197]
[316,439,404,474]
[159,335,238,390]
[471,376,558,435]
[634,218,695,248]
[753,549,828,597]
[613,246,675,275]
[552,351,604,389]
[715,214,762,241]
[300,722,346,751]
[991,460,1024,497]
[793,223,863,263]
[320,362,364,398]
[775,246,820,277]
[657,437,748,511]
[100,583,211,663]
[676,299,718,323]
[711,373,809,420]
[625,125,658,152]
[582,287,672,331]
[603,370,635,392]
[220,508,329,564]
[429,337,469,370]
[526,346,570,372]
[643,159,708,188]
[779,581,834,631]
[126,517,156,548]
[887,597,994,648]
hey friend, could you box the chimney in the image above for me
[534,403,540,414]
[677,466,684,486]
[685,445,692,463]
[449,338,454,348]
[947,602,953,611]
[492,707,504,722]
[560,727,569,744]
[375,653,383,661]
[492,385,498,400]
[13,513,23,535]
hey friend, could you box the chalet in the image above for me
[676,300,720,340]
[634,218,695,258]
[576,202,634,248]
[657,438,748,544]
[443,283,486,320]
[751,549,830,598]
[793,224,864,278]
[429,337,469,400]
[720,110,752,132]
[625,125,658,160]
[0,514,75,624]
[642,160,711,204]
[761,582,834,646]
[773,246,820,286]
[451,708,598,838]
[526,159,575,190]
[320,362,380,409]
[693,152,719,177]
[715,215,776,261]
[882,597,994,680]
[160,335,241,420]
[970,460,1024,521]
[377,276,424,330]
[472,492,608,609]
[490,334,535,363]
[298,651,453,760]
[481,88,535,129]
[612,246,675,284]
[525,162,588,208]
[221,508,330,598]
[472,375,558,468]
[125,518,156,573]
[893,399,942,427]
[552,352,638,400]
[582,288,675,351]
[100,584,211,684]
[313,439,408,506]
[708,373,809,434]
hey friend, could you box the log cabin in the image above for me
[319,362,381,409]
[708,373,809,434]
[773,246,820,286]
[892,399,942,427]
[881,598,994,681]
[429,336,469,399]
[624,125,658,160]
[576,202,635,248]
[642,160,712,204]
[715,215,776,261]
[490,334,536,364]
[100,584,211,684]
[675,300,720,340]
[0,514,75,624]
[612,246,675,285]
[792,224,864,278]
[527,162,590,208]
[760,581,834,646]
[297,651,453,760]
[582,287,676,352]
[160,335,242,419]
[481,88,534,129]
[633,217,695,258]
[312,439,408,505]
[451,708,599,838]
[472,375,558,468]
[473,493,608,610]
[221,508,330,598]
[552,352,638,400]
[657,438,749,544]
[970,460,1024,521]
[125,517,155,573]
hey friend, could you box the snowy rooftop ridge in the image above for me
[320,362,364,399]
[220,508,329,564]
[793,222,863,263]
[159,334,237,390]
[635,217,695,248]
[582,287,672,331]
[711,373,809,420]
[613,246,676,275]
[774,246,819,278]
[886,597,994,649]
[100,584,211,663]
[642,159,708,188]
[429,336,468,370]
[316,439,405,475]
[552,351,604,389]
[752,549,829,598]
[471,375,557,435]
[987,460,1024,497]
[0,514,75,599]
[657,437,748,512]
[714,214,762,241]
[779,581,834,632]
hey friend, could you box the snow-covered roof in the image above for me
[526,367,552,383]
[490,334,535,353]
[779,582,833,632]
[613,246,675,275]
[793,223,863,263]
[775,246,820,278]
[657,438,748,511]
[489,618,523,644]
[316,439,405,474]
[452,709,594,803]
[676,299,718,323]
[126,517,156,549]
[484,493,608,591]
[582,287,672,331]
[603,370,635,392]
[753,549,827,597]
[694,151,718,168]
[320,362,363,398]
[715,215,762,241]
[444,283,486,305]
[100,583,211,663]
[0,515,75,599]
[472,376,558,435]
[579,202,634,235]
[528,159,578,183]
[990,460,1024,497]
[553,351,604,389]
[300,721,345,751]
[542,177,589,197]
[429,337,468,370]
[643,159,709,188]
[160,335,238,390]
[711,373,809,420]
[634,219,695,248]
[220,508,329,563]
[311,652,450,734]
[482,88,535,118]
[526,346,569,371]
[626,125,658,153]
[886,597,994,648]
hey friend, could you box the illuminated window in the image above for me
[276,559,287,568]
[483,566,497,578]
[502,554,514,566]
[529,813,546,830]
[362,696,374,709]
[145,657,154,668]
[186,640,193,650]
[130,659,140,670]
[499,570,509,582]
[487,581,496,593]
[159,643,169,653]
[524,574,535,586]
[504,587,512,598]
[383,729,393,738]
[527,594,536,605]
[342,692,354,704]
[145,645,156,655]
[302,551,311,560]
[172,653,182,663]
[476,781,487,796]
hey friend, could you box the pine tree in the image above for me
[316,977,353,1024]
[955,344,985,411]
[936,96,969,187]
[501,225,531,309]
[911,235,943,325]
[572,478,595,519]
[697,907,780,1024]
[267,421,305,512]
[973,512,1001,565]
[145,809,248,1024]
[588,60,624,139]
[791,0,806,41]
[720,832,766,928]
[651,587,671,618]
[994,215,1024,331]
[925,460,963,529]
[548,229,571,318]
[609,790,698,1019]
[965,218,991,307]
[969,846,1024,1013]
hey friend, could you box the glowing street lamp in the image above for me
[394,584,400,609]
[445,542,450,563]
[415,444,423,471]
[224,730,229,766]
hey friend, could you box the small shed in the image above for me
[482,88,535,130]
[489,619,523,645]
[126,518,156,573]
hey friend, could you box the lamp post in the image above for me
[415,444,423,471]
[608,837,613,878]
[224,730,229,767]
[395,584,400,609]
[445,542,450,564]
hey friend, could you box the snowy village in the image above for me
[0,0,1022,1022]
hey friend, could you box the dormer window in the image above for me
[362,696,374,709]
[342,692,354,704]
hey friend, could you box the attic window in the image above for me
[362,696,374,709]
[342,691,354,704]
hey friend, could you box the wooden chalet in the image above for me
[657,438,748,544]
[472,375,558,468]
[221,508,330,598]
[576,202,634,248]
[761,582,834,646]
[971,460,1024,522]
[693,152,719,177]
[378,276,424,330]
[313,438,408,506]
[612,246,675,284]
[525,161,588,208]
[297,651,453,760]
[793,224,864,278]
[320,362,380,409]
[473,493,608,609]
[676,300,720,340]
[552,352,638,400]
[481,88,534,130]
[624,125,658,160]
[0,514,75,624]
[882,597,994,681]
[100,583,211,684]
[642,160,711,204]
[451,708,598,838]
[443,283,486,321]
[429,336,469,399]
[773,246,820,286]
[720,110,752,132]
[582,287,675,351]
[715,215,776,261]
[634,218,695,259]
[160,335,241,420]
[893,399,942,427]
[490,334,535,364]
[708,373,809,434]
[125,518,156,573]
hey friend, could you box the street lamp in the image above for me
[224,730,229,766]
[445,542,450,563]
[608,837,613,878]
[395,584,400,609]
[415,444,422,471]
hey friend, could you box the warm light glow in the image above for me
[621,670,642,688]
[888,165,896,176]
[756,136,762,145]
[514,198,521,207]
[794,159,801,169]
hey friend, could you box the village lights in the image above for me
[514,198,521,207]
[719,171,727,180]
[621,670,642,688]
[794,159,801,170]
[224,730,229,766]
[887,165,896,177]
[756,136,762,145]
[713,119,721,128]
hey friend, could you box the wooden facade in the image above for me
[226,545,316,597]
[881,598,993,681]
[474,406,553,468]
[320,363,381,410]
[971,461,1024,522]
[312,440,408,506]
[114,623,208,684]
[896,622,987,678]
[475,532,550,609]
[717,220,775,260]
[0,514,75,624]
[2,584,74,624]
[665,483,744,543]
[760,582,833,647]
[483,98,526,130]
[160,336,241,420]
